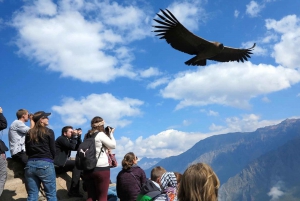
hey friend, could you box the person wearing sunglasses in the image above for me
[24,111,57,201]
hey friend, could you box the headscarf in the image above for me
[160,172,177,189]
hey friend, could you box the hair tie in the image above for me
[92,120,105,128]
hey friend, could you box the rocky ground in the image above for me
[1,158,87,201]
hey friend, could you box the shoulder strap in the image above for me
[130,172,142,190]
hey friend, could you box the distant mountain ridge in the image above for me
[219,136,300,201]
[144,118,300,201]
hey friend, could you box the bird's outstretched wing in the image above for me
[153,9,211,55]
[209,43,256,63]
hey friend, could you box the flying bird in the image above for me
[153,9,256,66]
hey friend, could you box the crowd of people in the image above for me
[0,107,220,201]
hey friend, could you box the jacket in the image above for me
[137,179,162,201]
[25,128,56,160]
[8,120,30,155]
[0,113,7,131]
[54,135,82,167]
[116,164,147,201]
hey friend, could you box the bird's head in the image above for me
[217,43,224,50]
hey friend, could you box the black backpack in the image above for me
[75,132,100,171]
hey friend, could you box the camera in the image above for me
[105,126,114,134]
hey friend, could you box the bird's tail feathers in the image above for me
[185,56,206,66]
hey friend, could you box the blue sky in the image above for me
[0,0,300,162]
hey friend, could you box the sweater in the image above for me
[94,131,116,167]
[25,128,56,161]
[116,165,147,201]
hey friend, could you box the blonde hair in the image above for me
[174,172,182,186]
[177,163,220,201]
[122,152,136,170]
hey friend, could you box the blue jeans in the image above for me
[108,186,117,201]
[25,160,57,201]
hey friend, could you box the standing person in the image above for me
[83,116,116,201]
[54,126,83,197]
[177,163,220,201]
[0,106,8,196]
[25,111,57,201]
[8,109,34,166]
[116,152,146,201]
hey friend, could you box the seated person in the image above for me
[54,126,83,197]
[155,172,178,201]
[177,163,220,201]
[137,166,166,201]
[8,109,34,166]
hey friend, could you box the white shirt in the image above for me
[94,131,116,167]
[8,120,30,155]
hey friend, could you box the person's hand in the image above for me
[78,129,82,136]
[110,127,115,134]
[0,107,2,113]
[28,113,33,120]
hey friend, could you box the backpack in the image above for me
[75,132,100,171]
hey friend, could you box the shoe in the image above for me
[68,191,83,198]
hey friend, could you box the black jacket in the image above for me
[54,135,82,167]
[0,113,7,131]
[137,179,162,201]
[25,128,56,160]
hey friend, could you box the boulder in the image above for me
[1,158,86,201]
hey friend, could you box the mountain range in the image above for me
[144,118,300,201]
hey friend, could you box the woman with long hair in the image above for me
[177,163,220,201]
[24,111,56,201]
[83,116,116,201]
[116,152,146,201]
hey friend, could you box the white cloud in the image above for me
[116,129,212,159]
[11,0,152,83]
[268,184,284,201]
[209,123,224,131]
[113,114,285,159]
[242,41,268,56]
[154,0,207,31]
[139,67,162,78]
[262,96,270,102]
[147,77,170,89]
[52,93,144,127]
[182,120,191,126]
[160,62,300,110]
[297,93,300,97]
[234,10,240,18]
[246,1,264,17]
[201,109,219,117]
[266,15,300,69]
